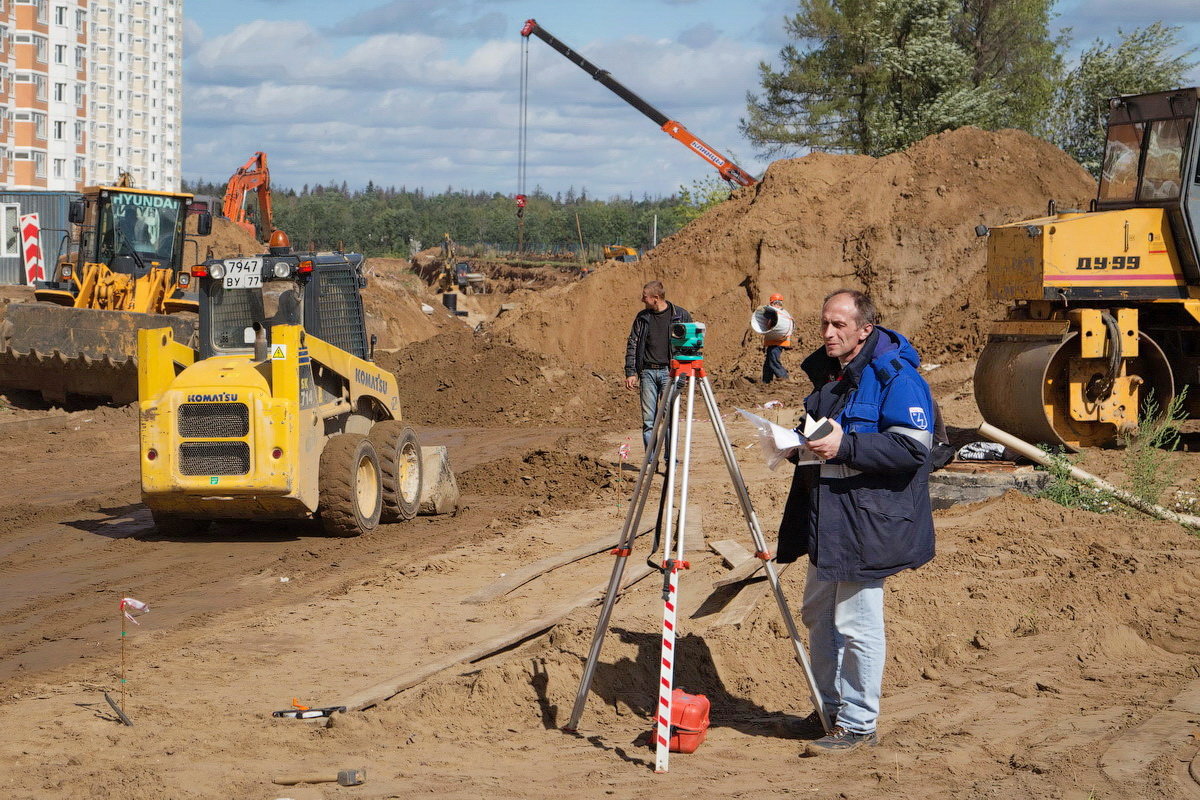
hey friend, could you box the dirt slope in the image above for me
[493,127,1096,383]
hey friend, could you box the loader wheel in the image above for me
[150,511,209,536]
[369,421,423,522]
[318,434,383,537]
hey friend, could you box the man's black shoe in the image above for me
[803,726,877,756]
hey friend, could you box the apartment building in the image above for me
[0,0,182,193]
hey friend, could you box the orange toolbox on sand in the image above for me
[667,689,710,753]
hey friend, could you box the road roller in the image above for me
[975,87,1200,449]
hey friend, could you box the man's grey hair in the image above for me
[823,288,880,326]
[643,280,665,299]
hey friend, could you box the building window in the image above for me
[2,204,20,258]
[54,44,65,64]
[76,9,85,31]
[35,75,46,101]
[53,82,65,102]
[54,4,66,25]
[76,47,84,70]
[33,113,45,139]
[34,151,46,178]
[74,120,83,143]
[34,36,47,63]
[53,119,64,139]
[52,157,64,178]
[74,157,82,179]
[74,84,83,107]
[37,0,47,24]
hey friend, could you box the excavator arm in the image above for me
[519,19,756,188]
[223,152,274,242]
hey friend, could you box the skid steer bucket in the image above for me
[0,303,195,405]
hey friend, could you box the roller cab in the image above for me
[975,87,1200,448]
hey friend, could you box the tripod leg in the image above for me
[565,375,684,731]
[654,374,696,773]
[698,376,832,734]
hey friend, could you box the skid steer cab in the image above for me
[138,233,424,537]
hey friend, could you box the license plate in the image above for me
[222,258,263,289]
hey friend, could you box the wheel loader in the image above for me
[975,87,1200,449]
[138,233,424,536]
[0,184,212,405]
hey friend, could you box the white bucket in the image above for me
[751,305,793,337]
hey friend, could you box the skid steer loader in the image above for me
[0,183,211,405]
[138,232,424,537]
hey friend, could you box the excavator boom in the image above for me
[520,19,756,187]
[222,151,274,242]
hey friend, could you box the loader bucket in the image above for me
[0,302,195,405]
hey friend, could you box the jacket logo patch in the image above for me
[909,407,927,429]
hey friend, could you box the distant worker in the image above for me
[624,280,691,450]
[777,289,935,755]
[759,293,793,384]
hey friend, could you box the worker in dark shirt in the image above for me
[624,280,692,450]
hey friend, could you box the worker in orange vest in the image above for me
[761,293,793,384]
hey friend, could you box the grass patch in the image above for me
[1118,389,1186,506]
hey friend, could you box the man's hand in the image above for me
[624,375,639,391]
[806,418,843,460]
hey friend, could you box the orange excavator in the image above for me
[518,19,757,189]
[222,151,274,242]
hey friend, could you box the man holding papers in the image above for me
[777,289,936,756]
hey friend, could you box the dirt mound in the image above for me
[376,327,629,427]
[493,127,1096,383]
[187,215,261,260]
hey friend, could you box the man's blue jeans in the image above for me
[801,563,886,734]
[762,345,788,383]
[639,367,672,450]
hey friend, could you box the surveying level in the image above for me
[669,321,705,361]
[565,319,829,773]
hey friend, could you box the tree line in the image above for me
[181,179,699,258]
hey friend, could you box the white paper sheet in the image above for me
[736,408,825,470]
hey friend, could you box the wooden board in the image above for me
[708,539,753,569]
[464,526,654,604]
[342,564,656,711]
[712,562,793,628]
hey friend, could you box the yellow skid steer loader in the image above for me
[138,233,424,536]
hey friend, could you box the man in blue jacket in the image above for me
[777,289,935,755]
[624,281,692,450]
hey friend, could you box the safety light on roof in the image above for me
[209,263,227,279]
[177,272,191,288]
[272,261,293,279]
[59,264,72,279]
[191,264,209,278]
[297,260,314,274]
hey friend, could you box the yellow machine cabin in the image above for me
[139,238,423,536]
[975,87,1200,448]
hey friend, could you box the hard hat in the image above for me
[769,293,784,303]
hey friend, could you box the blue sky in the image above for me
[182,0,1200,198]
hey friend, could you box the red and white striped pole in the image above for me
[655,372,696,773]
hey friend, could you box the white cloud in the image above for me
[183,13,771,196]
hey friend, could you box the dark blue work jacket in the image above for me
[777,326,936,582]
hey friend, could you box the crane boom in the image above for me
[519,18,757,187]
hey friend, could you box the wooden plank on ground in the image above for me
[712,555,767,587]
[712,562,793,628]
[342,563,656,711]
[464,526,654,605]
[709,539,753,569]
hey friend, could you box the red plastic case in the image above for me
[667,689,710,753]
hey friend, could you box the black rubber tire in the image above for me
[368,421,423,522]
[150,511,209,535]
[318,434,383,537]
